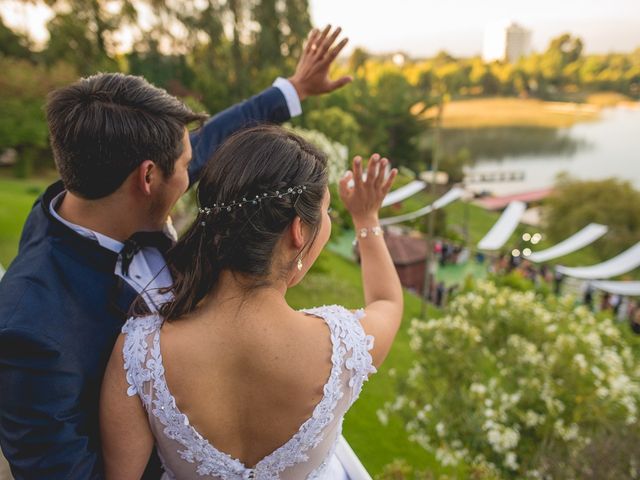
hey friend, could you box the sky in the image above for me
[2,0,640,57]
[309,0,640,57]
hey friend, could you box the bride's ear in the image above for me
[288,216,305,249]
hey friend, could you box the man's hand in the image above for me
[288,25,352,101]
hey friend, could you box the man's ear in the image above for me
[288,216,305,249]
[135,160,156,196]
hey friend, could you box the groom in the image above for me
[0,26,350,479]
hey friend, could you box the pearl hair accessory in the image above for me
[198,185,308,217]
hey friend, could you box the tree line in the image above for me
[1,1,639,178]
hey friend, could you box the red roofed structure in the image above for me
[474,188,553,211]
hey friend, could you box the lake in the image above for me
[443,105,640,196]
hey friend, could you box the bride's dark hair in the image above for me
[159,125,328,321]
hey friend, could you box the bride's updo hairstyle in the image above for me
[160,125,328,321]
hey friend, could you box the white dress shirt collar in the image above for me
[49,191,124,253]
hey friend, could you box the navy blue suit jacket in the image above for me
[0,86,290,479]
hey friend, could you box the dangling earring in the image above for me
[297,258,303,271]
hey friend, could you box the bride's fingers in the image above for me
[381,168,398,194]
[339,170,353,199]
[374,158,388,190]
[366,153,380,187]
[352,156,363,188]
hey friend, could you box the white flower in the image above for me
[435,447,459,466]
[487,426,520,453]
[574,353,588,372]
[376,409,388,426]
[524,410,543,427]
[470,383,487,396]
[504,451,519,470]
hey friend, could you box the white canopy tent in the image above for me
[591,280,640,297]
[380,187,465,226]
[381,180,426,207]
[477,201,527,251]
[556,242,640,280]
[528,223,609,263]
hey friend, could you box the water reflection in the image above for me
[442,107,640,196]
[441,127,591,161]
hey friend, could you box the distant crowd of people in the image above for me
[436,248,640,335]
[434,240,470,267]
[582,283,640,333]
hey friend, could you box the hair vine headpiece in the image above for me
[198,184,308,216]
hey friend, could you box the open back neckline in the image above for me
[153,308,341,474]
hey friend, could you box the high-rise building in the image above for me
[483,22,532,63]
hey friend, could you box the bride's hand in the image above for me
[338,154,397,224]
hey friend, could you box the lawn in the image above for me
[0,177,49,269]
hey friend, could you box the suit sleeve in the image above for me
[188,86,291,184]
[0,328,104,480]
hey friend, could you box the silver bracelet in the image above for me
[352,225,383,246]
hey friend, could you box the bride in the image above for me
[100,125,403,479]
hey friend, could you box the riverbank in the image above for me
[420,93,639,129]
[429,97,602,128]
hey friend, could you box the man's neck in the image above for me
[56,190,147,242]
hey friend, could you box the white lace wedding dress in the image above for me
[121,305,376,479]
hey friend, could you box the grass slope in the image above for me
[0,177,48,268]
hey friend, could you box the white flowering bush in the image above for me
[286,125,348,185]
[381,281,640,479]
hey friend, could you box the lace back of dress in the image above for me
[121,305,375,479]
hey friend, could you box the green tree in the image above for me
[304,106,360,151]
[367,71,426,168]
[349,47,370,77]
[43,12,109,73]
[254,0,284,71]
[0,58,77,176]
[544,176,640,262]
[42,0,136,73]
[472,64,500,95]
[0,17,31,59]
[282,0,312,66]
[127,42,195,91]
[540,33,584,88]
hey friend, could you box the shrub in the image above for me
[380,281,640,479]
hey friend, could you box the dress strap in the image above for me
[121,314,163,409]
[301,305,377,402]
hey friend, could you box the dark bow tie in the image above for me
[119,231,174,277]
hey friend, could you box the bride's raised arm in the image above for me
[339,154,403,367]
